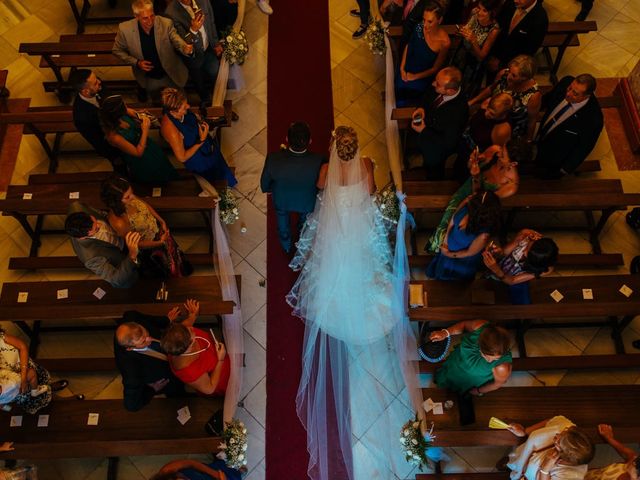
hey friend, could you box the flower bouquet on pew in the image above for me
[375,182,401,227]
[221,28,249,65]
[364,18,387,55]
[216,418,248,469]
[400,415,433,470]
[219,187,240,225]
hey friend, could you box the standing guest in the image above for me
[586,424,639,480]
[211,0,238,36]
[69,69,127,176]
[349,0,371,39]
[112,0,193,102]
[0,330,68,415]
[450,0,501,97]
[100,95,179,185]
[396,1,451,106]
[535,74,603,178]
[260,122,325,253]
[427,190,501,280]
[151,458,242,480]
[164,0,221,106]
[411,66,469,180]
[470,55,541,140]
[161,321,230,397]
[101,175,193,278]
[65,202,141,288]
[488,0,548,74]
[429,320,512,395]
[505,416,595,480]
[114,303,196,411]
[160,88,237,187]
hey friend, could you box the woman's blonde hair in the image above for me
[334,126,359,161]
[489,92,514,113]
[557,427,595,465]
[161,88,187,112]
[508,55,537,80]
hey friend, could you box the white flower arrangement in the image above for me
[216,418,248,469]
[219,187,240,225]
[400,416,433,470]
[364,19,387,55]
[221,28,249,65]
[374,182,400,226]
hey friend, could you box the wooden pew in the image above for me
[409,274,640,355]
[404,178,640,254]
[66,0,129,34]
[418,385,640,447]
[408,253,624,269]
[388,21,598,84]
[0,397,223,479]
[0,275,237,356]
[0,96,30,192]
[0,102,232,172]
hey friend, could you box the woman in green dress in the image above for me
[100,95,178,184]
[429,319,512,396]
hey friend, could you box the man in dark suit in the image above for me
[260,122,326,253]
[164,0,221,105]
[411,67,469,180]
[114,301,197,411]
[535,74,603,178]
[65,202,140,288]
[69,69,127,176]
[490,0,548,68]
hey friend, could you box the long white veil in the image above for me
[287,135,421,479]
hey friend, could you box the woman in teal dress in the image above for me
[100,95,179,184]
[427,190,501,280]
[429,319,512,395]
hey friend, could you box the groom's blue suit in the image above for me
[260,148,325,252]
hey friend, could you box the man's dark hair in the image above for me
[287,122,311,151]
[575,73,597,96]
[65,211,94,238]
[68,69,93,93]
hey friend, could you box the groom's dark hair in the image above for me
[288,121,311,151]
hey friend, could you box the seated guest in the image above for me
[100,175,193,278]
[450,0,501,97]
[164,0,221,106]
[535,74,604,178]
[506,416,595,480]
[69,69,127,177]
[161,322,230,397]
[411,66,469,180]
[586,424,639,480]
[400,0,427,47]
[395,1,451,106]
[160,88,237,187]
[100,95,179,185]
[112,0,193,102]
[470,54,541,140]
[0,329,68,415]
[488,0,548,74]
[65,202,140,288]
[453,92,513,180]
[427,190,501,280]
[428,138,528,253]
[429,320,512,395]
[151,458,242,480]
[114,302,197,411]
[483,228,558,285]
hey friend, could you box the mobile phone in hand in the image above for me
[412,114,423,125]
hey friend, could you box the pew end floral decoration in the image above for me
[219,187,240,225]
[365,19,387,55]
[375,182,400,226]
[400,416,433,470]
[221,28,249,65]
[216,418,248,469]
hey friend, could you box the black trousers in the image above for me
[356,0,370,25]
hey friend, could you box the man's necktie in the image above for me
[509,8,526,34]
[432,95,444,109]
[538,102,572,139]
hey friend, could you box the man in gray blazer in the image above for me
[164,0,221,106]
[112,0,193,102]
[65,202,140,288]
[261,122,325,253]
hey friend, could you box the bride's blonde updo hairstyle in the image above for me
[334,126,359,161]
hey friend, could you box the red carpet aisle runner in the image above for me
[265,1,338,479]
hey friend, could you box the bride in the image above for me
[287,126,422,480]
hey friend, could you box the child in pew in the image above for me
[504,416,595,480]
[151,458,242,479]
[585,424,639,480]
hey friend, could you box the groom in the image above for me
[261,122,325,253]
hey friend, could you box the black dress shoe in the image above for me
[50,379,69,392]
[231,111,240,122]
[352,24,368,39]
[575,10,588,21]
[350,9,361,17]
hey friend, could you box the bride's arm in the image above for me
[362,157,376,194]
[316,164,328,189]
